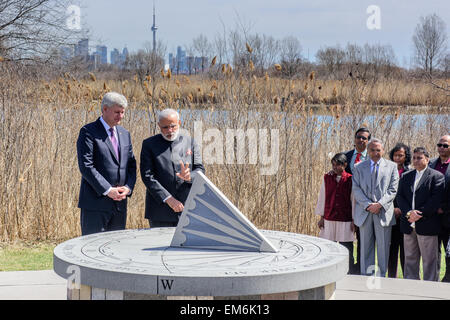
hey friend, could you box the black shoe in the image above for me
[441,273,450,283]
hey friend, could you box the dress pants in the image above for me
[388,221,405,278]
[437,226,450,280]
[359,213,392,277]
[403,229,439,281]
[339,241,354,274]
[81,207,127,236]
[149,220,178,228]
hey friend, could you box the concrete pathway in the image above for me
[0,270,449,300]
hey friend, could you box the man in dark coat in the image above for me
[140,109,204,227]
[429,134,450,282]
[397,147,445,281]
[77,92,137,235]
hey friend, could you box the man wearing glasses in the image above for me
[140,109,204,228]
[345,128,371,175]
[429,135,450,282]
[343,127,371,274]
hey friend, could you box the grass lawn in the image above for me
[0,240,448,281]
[0,241,57,271]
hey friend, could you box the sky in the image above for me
[76,0,450,67]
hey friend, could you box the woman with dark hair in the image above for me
[388,142,411,278]
[315,152,355,273]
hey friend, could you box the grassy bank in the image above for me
[0,241,57,271]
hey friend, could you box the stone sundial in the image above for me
[54,172,348,300]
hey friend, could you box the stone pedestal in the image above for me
[54,228,347,300]
[67,282,336,300]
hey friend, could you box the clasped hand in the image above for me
[366,202,382,214]
[407,210,423,223]
[107,186,130,201]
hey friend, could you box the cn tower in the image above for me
[151,3,157,52]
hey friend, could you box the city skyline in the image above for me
[75,0,449,68]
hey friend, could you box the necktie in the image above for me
[109,127,119,159]
[355,152,361,164]
[371,162,379,201]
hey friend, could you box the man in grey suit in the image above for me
[140,109,205,228]
[352,138,399,276]
[77,92,137,235]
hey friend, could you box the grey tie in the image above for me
[371,162,379,201]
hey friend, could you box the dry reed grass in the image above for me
[0,61,448,242]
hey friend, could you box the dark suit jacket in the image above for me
[77,118,137,212]
[140,134,205,222]
[429,157,450,228]
[344,149,354,174]
[397,167,445,236]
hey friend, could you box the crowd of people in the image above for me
[76,91,449,283]
[315,128,450,282]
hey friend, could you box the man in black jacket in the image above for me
[343,127,371,274]
[76,92,137,235]
[397,147,445,281]
[429,134,450,282]
[140,109,205,227]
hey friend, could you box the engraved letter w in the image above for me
[161,279,174,290]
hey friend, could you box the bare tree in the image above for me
[125,40,166,81]
[316,45,346,79]
[279,36,303,78]
[412,13,448,75]
[192,34,211,73]
[0,0,79,60]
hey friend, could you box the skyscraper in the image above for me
[75,38,89,60]
[96,45,107,65]
[111,48,120,66]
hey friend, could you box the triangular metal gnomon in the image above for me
[170,172,278,253]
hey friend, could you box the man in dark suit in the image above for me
[344,127,371,175]
[77,92,137,235]
[429,134,450,282]
[397,147,445,281]
[343,127,371,274]
[140,109,204,228]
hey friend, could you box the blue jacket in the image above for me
[77,118,137,212]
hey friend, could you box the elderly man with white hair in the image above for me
[140,108,204,228]
[76,92,137,235]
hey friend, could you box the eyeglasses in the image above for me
[356,135,368,140]
[160,124,178,130]
[437,143,449,149]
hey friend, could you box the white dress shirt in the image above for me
[412,167,426,210]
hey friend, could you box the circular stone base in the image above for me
[66,282,336,300]
[54,228,348,299]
